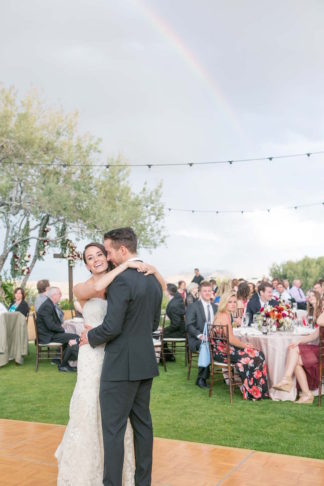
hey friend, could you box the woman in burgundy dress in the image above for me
[273,290,323,404]
[211,291,269,401]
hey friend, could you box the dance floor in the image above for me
[0,419,323,485]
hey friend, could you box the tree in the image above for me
[270,256,324,291]
[0,86,165,285]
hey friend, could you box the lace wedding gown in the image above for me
[55,298,135,486]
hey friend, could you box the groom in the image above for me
[82,227,162,486]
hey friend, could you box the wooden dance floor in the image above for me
[0,419,323,485]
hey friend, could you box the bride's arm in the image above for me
[92,261,167,292]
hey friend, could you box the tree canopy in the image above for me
[270,256,324,291]
[0,86,165,285]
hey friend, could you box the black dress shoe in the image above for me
[51,358,61,365]
[165,355,176,362]
[196,378,209,389]
[58,365,77,373]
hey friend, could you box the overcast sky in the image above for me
[1,0,324,283]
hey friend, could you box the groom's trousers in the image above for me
[100,378,153,486]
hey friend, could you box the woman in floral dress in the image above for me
[211,291,269,400]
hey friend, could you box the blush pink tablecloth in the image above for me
[235,329,316,401]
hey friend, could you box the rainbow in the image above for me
[134,0,243,136]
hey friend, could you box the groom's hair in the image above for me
[104,227,137,253]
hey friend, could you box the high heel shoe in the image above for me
[272,376,293,392]
[295,392,314,404]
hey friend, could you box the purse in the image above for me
[198,322,210,367]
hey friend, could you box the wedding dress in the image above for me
[55,298,135,485]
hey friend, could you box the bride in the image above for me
[55,242,165,485]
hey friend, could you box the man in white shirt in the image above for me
[186,281,217,389]
[273,281,291,304]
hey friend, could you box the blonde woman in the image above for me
[211,291,269,400]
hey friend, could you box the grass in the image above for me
[1,344,324,459]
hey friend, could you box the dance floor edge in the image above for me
[0,418,323,485]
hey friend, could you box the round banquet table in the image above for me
[234,328,316,401]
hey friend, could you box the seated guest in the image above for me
[186,281,217,389]
[36,287,79,372]
[177,280,187,303]
[273,280,291,304]
[163,283,186,361]
[186,282,199,306]
[246,281,278,324]
[273,304,324,404]
[211,291,269,400]
[248,282,256,297]
[8,287,29,317]
[35,279,50,312]
[214,280,230,304]
[191,268,204,286]
[289,279,307,310]
[283,279,290,291]
[35,279,64,322]
[236,281,250,317]
[272,278,279,293]
[313,281,323,298]
[306,290,322,325]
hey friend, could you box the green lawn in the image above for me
[1,344,324,459]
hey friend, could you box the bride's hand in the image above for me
[126,261,156,275]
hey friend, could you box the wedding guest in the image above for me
[209,279,218,294]
[306,290,322,324]
[313,282,323,297]
[163,283,186,361]
[8,287,29,317]
[186,282,199,306]
[214,281,230,304]
[36,287,79,372]
[245,281,278,324]
[273,280,291,304]
[283,279,290,291]
[35,279,50,312]
[236,281,250,317]
[272,279,279,293]
[211,291,269,400]
[186,281,217,389]
[289,279,307,310]
[231,279,239,292]
[191,268,204,286]
[273,306,324,404]
[177,280,187,303]
[248,282,256,296]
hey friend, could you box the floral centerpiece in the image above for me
[258,303,295,331]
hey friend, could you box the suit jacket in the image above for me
[36,298,65,344]
[246,293,279,324]
[164,293,186,338]
[186,300,217,352]
[88,269,162,382]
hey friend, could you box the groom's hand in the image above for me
[80,325,92,346]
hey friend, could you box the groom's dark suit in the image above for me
[88,268,162,486]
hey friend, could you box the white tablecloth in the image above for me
[234,328,314,401]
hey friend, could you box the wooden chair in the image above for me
[162,314,188,368]
[318,326,324,406]
[187,345,199,380]
[208,324,238,403]
[152,314,167,372]
[33,313,63,372]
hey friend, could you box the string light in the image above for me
[165,201,324,215]
[0,150,323,169]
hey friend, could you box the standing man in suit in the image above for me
[186,281,217,389]
[36,287,79,372]
[83,227,163,486]
[246,281,279,324]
